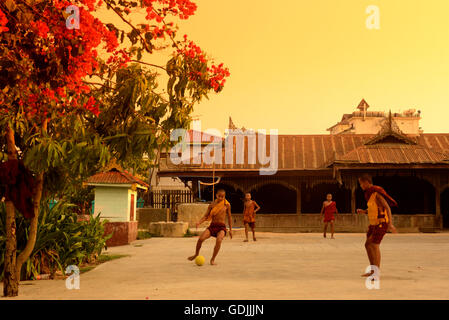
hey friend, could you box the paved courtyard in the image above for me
[2,232,449,300]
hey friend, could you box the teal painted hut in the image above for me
[85,168,148,222]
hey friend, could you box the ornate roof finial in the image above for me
[357,99,370,111]
[364,109,417,145]
[388,110,393,131]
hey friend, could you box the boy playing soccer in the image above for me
[357,174,398,277]
[320,193,338,239]
[243,192,260,242]
[187,189,233,265]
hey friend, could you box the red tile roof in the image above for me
[87,168,149,188]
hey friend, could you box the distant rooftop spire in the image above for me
[388,110,393,130]
[228,116,246,131]
[357,99,370,111]
[228,116,237,130]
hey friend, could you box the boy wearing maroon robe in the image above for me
[320,193,338,238]
[243,192,260,242]
[357,174,398,277]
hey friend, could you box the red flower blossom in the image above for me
[30,21,50,39]
[0,0,228,121]
[0,9,8,33]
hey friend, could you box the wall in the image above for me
[104,221,138,247]
[136,208,170,229]
[332,116,420,135]
[178,203,210,228]
[349,117,384,134]
[177,204,440,232]
[395,117,421,135]
[94,187,129,222]
[148,221,189,237]
[231,213,440,233]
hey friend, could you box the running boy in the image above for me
[187,189,232,265]
[320,193,338,239]
[357,174,398,277]
[243,192,260,242]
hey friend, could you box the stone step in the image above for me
[148,221,189,237]
[418,227,442,233]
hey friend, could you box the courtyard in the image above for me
[2,232,449,300]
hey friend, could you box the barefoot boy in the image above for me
[243,192,260,242]
[357,174,398,277]
[188,189,232,265]
[320,193,338,239]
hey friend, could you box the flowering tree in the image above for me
[0,0,229,296]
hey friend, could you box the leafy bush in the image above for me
[137,230,152,240]
[183,229,195,237]
[0,200,111,281]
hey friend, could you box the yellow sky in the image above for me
[98,1,449,134]
[168,0,449,134]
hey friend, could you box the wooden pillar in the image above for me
[296,186,302,215]
[433,175,442,228]
[351,186,356,214]
[435,187,442,229]
[191,178,199,201]
[436,187,441,216]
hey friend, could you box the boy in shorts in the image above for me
[187,189,233,265]
[243,192,260,242]
[357,174,398,277]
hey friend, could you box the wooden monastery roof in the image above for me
[334,143,449,165]
[159,133,449,174]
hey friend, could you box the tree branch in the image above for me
[130,59,166,71]
[103,0,153,53]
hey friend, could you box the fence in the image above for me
[149,190,194,209]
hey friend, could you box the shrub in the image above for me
[0,200,111,280]
[183,229,195,237]
[137,230,152,240]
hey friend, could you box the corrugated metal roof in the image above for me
[160,133,449,172]
[334,144,449,164]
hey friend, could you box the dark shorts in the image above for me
[208,223,227,238]
[244,221,256,229]
[323,217,335,223]
[367,223,388,244]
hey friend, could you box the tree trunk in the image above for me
[3,201,18,297]
[3,126,18,297]
[15,173,44,281]
[14,119,47,284]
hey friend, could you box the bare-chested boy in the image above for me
[357,174,398,277]
[243,192,260,242]
[320,193,338,239]
[187,189,232,265]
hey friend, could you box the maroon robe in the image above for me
[0,159,36,219]
[364,185,398,208]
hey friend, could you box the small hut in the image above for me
[86,168,148,246]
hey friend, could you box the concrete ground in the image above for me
[2,232,449,300]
